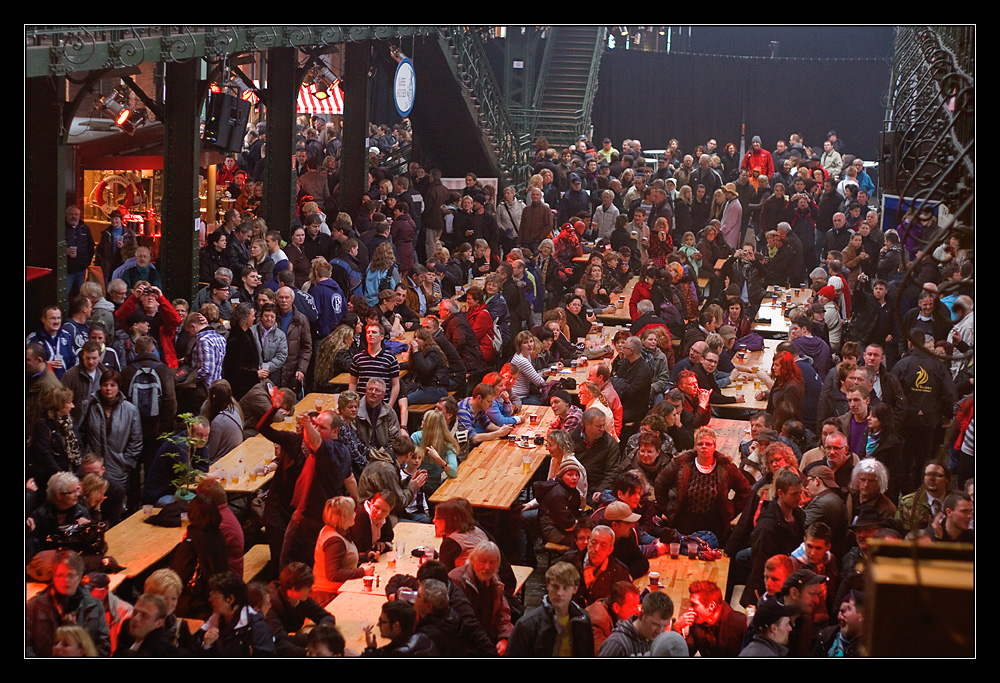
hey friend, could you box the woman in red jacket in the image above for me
[465,285,497,365]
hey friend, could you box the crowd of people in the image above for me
[26,121,973,657]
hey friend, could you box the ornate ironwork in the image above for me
[884,26,974,361]
[26,26,441,78]
[439,27,532,187]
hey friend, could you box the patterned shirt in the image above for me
[457,397,490,434]
[551,405,583,433]
[350,346,400,402]
[194,327,226,388]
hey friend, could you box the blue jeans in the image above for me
[405,386,449,405]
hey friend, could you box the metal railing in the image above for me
[884,26,974,360]
[439,27,532,187]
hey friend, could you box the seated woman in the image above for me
[398,329,451,428]
[201,380,245,463]
[411,410,460,498]
[26,472,91,558]
[722,297,752,340]
[433,497,489,570]
[562,294,594,345]
[509,330,553,406]
[171,495,228,619]
[312,496,374,606]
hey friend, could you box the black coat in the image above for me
[223,325,262,400]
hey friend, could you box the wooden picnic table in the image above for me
[752,285,810,338]
[105,508,186,579]
[597,277,638,324]
[634,553,732,618]
[717,338,782,412]
[207,434,276,494]
[327,522,533,655]
[706,416,750,463]
[430,405,554,509]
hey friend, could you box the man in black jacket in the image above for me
[114,594,179,657]
[610,336,652,442]
[363,600,439,657]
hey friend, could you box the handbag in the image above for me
[47,521,109,556]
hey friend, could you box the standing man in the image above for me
[27,306,76,379]
[742,136,775,184]
[65,205,95,299]
[275,286,313,392]
[348,322,401,408]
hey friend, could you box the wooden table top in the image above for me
[718,339,781,411]
[706,416,750,463]
[430,405,553,509]
[752,286,809,338]
[326,521,534,656]
[105,508,186,579]
[337,522,440,596]
[207,434,276,494]
[597,277,638,324]
[634,552,732,617]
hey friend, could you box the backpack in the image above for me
[130,364,163,418]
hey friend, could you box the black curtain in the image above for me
[592,49,889,163]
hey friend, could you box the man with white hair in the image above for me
[593,190,620,242]
[689,154,723,197]
[448,541,512,655]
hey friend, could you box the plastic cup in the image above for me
[142,505,153,518]
[687,541,699,559]
[669,542,680,559]
[363,576,374,591]
[387,551,397,569]
[522,454,532,473]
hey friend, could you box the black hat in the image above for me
[754,595,800,629]
[781,569,827,596]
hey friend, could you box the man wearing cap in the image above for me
[817,285,843,353]
[741,136,775,183]
[596,138,618,164]
[781,569,828,655]
[720,183,743,250]
[803,467,848,556]
[557,174,590,225]
[597,500,664,579]
[739,596,799,656]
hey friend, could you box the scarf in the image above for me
[55,414,83,470]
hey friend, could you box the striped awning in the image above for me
[297,80,344,115]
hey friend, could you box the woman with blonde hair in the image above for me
[312,496,374,606]
[248,238,274,284]
[365,241,398,306]
[412,410,459,498]
[52,625,99,657]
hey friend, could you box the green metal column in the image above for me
[161,58,202,302]
[25,76,67,321]
[340,39,371,218]
[262,46,297,238]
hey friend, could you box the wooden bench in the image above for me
[243,544,270,583]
